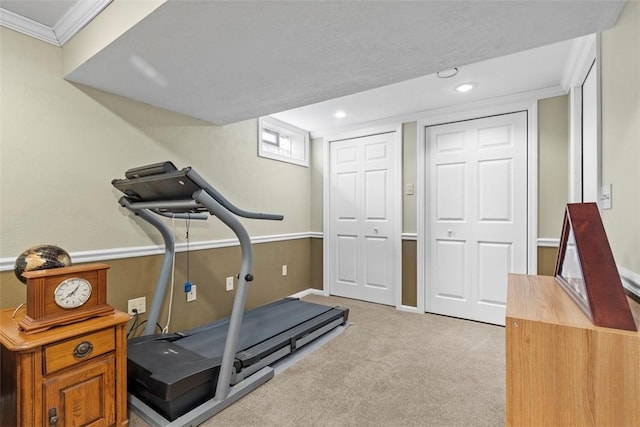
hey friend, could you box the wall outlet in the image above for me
[226,276,234,291]
[282,265,288,276]
[186,284,197,302]
[128,297,146,315]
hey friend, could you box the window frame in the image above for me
[258,117,310,167]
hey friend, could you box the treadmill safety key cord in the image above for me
[184,215,197,302]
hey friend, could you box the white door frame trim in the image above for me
[563,34,598,203]
[417,98,540,314]
[322,123,403,308]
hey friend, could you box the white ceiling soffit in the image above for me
[0,0,112,46]
[64,1,625,125]
[273,38,578,134]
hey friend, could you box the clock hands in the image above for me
[65,284,81,299]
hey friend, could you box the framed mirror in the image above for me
[555,203,637,331]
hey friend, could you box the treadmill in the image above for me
[112,162,348,426]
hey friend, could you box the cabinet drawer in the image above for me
[44,328,115,374]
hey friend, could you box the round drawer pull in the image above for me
[73,341,93,359]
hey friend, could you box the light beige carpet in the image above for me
[130,294,505,427]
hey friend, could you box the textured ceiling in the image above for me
[57,1,626,125]
[67,0,624,124]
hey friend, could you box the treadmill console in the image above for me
[125,161,178,179]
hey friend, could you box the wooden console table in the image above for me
[0,308,130,426]
[506,274,640,426]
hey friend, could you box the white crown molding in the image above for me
[310,85,567,138]
[55,0,113,46]
[0,7,58,45]
[560,34,596,90]
[0,0,112,47]
[0,232,314,272]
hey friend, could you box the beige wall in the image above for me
[402,122,418,234]
[600,0,640,273]
[537,247,558,277]
[0,27,311,261]
[1,239,312,331]
[538,95,569,239]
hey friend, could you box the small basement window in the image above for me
[258,117,309,167]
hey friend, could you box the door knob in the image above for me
[447,229,453,237]
[374,227,379,234]
[49,408,59,426]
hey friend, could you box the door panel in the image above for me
[478,124,512,148]
[426,112,527,325]
[436,163,467,220]
[478,158,512,221]
[477,241,512,303]
[329,132,398,306]
[44,355,115,427]
[337,173,358,219]
[435,240,467,299]
[336,235,358,284]
[365,169,387,219]
[365,236,388,289]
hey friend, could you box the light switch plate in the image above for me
[601,184,612,210]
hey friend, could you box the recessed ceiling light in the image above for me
[437,68,459,79]
[334,111,346,118]
[455,83,476,93]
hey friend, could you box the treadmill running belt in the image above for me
[176,298,332,358]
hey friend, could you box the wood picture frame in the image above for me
[554,203,637,331]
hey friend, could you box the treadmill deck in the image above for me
[128,298,348,420]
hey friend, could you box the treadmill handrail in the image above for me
[119,197,176,335]
[185,168,283,221]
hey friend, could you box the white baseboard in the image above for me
[397,304,421,314]
[289,288,324,299]
[620,265,640,299]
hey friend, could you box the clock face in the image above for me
[54,277,93,309]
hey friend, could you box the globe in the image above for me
[14,244,72,284]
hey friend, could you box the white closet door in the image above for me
[426,112,528,325]
[329,132,398,306]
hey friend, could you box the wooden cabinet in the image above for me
[0,309,130,426]
[506,274,640,426]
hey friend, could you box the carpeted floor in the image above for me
[130,294,505,427]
